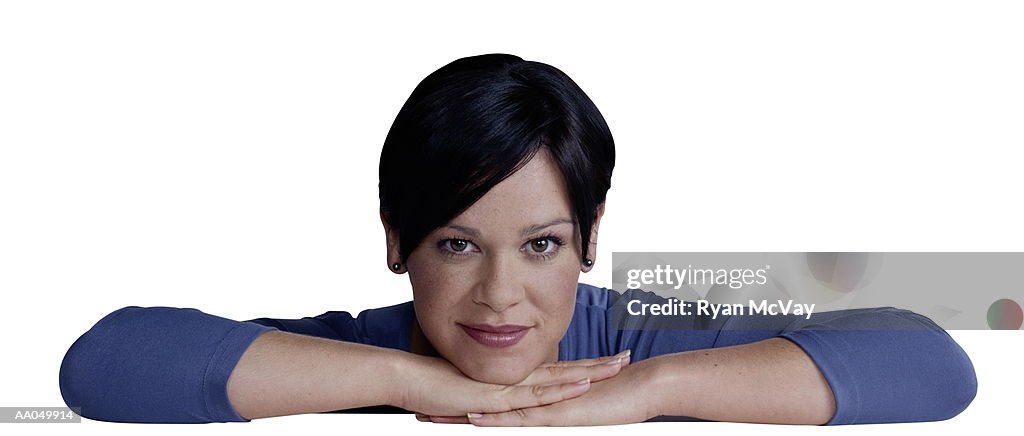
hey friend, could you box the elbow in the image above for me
[58,336,91,420]
[899,309,979,422]
[58,305,264,423]
[58,335,83,418]
[59,306,140,422]
[934,332,978,421]
[827,308,980,425]
[58,338,82,418]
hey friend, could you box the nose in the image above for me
[472,254,525,313]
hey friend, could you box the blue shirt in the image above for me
[58,283,977,425]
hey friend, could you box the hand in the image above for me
[462,353,660,426]
[400,350,632,424]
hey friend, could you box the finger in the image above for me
[527,360,623,384]
[520,355,626,385]
[493,378,591,412]
[428,415,470,424]
[415,412,469,424]
[468,407,560,427]
[538,350,631,368]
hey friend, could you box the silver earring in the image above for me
[583,259,594,267]
[391,262,401,271]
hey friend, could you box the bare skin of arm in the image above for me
[464,337,835,426]
[226,331,403,419]
[225,330,629,420]
[648,337,836,425]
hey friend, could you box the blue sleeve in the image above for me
[245,311,362,342]
[768,309,977,425]
[58,306,285,423]
[613,290,977,425]
[58,306,370,423]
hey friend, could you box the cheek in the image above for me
[530,262,581,330]
[408,259,474,333]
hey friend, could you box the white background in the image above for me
[1,1,1021,435]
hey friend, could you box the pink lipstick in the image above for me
[459,323,531,348]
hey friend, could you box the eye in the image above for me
[438,238,478,257]
[523,235,566,259]
[449,239,470,252]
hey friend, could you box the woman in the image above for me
[58,54,977,426]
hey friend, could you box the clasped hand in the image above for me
[395,349,660,426]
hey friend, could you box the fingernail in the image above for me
[415,414,430,422]
[575,378,591,385]
[467,412,483,419]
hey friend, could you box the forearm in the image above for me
[226,330,408,420]
[646,337,835,425]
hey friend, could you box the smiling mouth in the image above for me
[458,323,531,348]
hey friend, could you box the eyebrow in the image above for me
[443,218,576,238]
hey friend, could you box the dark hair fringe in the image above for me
[379,54,615,263]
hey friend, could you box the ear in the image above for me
[380,210,405,274]
[581,202,606,273]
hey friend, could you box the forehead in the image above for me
[451,148,574,232]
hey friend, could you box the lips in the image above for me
[459,323,531,348]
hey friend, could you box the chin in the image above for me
[456,355,535,385]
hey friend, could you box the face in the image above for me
[385,148,603,385]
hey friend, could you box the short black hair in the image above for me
[379,53,615,264]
